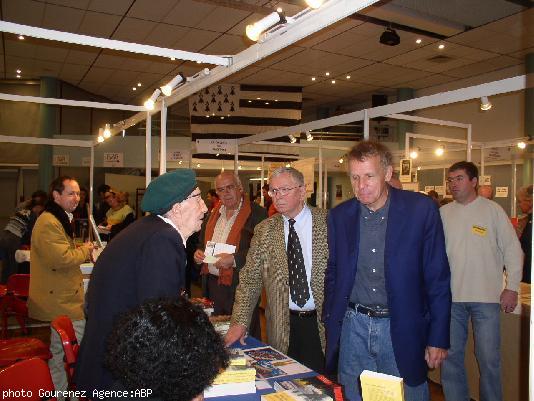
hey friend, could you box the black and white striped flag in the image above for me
[189,84,302,142]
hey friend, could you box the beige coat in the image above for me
[231,207,328,353]
[28,211,90,321]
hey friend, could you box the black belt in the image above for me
[348,302,390,318]
[289,309,317,318]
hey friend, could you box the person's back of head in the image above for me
[105,297,229,401]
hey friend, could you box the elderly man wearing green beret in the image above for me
[76,169,208,394]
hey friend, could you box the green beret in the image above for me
[141,169,197,215]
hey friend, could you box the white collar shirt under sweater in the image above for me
[440,196,523,303]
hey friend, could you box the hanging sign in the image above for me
[479,175,491,185]
[103,152,123,167]
[53,155,69,166]
[167,149,190,162]
[195,139,236,155]
[495,187,509,198]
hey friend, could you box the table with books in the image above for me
[205,336,343,401]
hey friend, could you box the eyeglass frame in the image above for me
[268,185,303,197]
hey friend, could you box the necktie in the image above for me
[287,218,310,308]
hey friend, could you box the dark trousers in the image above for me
[287,312,325,373]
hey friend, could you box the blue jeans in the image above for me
[441,302,502,401]
[338,308,429,401]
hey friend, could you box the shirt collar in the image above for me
[282,204,310,225]
[157,215,186,247]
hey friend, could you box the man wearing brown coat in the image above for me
[28,176,93,397]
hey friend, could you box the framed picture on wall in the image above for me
[400,159,412,183]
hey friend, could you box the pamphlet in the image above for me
[244,346,312,379]
[360,370,404,401]
[204,241,236,264]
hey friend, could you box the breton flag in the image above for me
[189,84,302,142]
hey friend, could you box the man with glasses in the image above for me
[440,161,522,401]
[76,169,208,393]
[324,141,451,401]
[194,171,266,316]
[225,167,328,373]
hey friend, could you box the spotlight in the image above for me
[97,135,104,143]
[285,162,291,168]
[16,69,21,74]
[288,134,297,144]
[161,73,184,96]
[346,75,351,79]
[409,150,418,159]
[434,146,444,157]
[416,38,422,44]
[480,96,492,111]
[196,163,201,168]
[331,80,336,84]
[517,141,527,149]
[257,166,261,170]
[144,89,161,110]
[311,77,316,81]
[246,11,284,41]
[238,165,242,170]
[438,43,445,49]
[103,124,111,139]
[305,0,324,9]
[306,132,313,141]
[137,82,142,87]
[122,129,126,138]
[338,157,344,164]
[18,35,24,40]
[379,27,400,46]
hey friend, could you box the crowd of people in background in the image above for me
[0,140,532,401]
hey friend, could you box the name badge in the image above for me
[472,225,487,236]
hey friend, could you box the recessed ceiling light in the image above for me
[248,100,252,103]
[132,87,136,91]
[438,43,445,49]
[137,82,141,87]
[517,141,526,149]
[416,38,422,44]
[221,116,224,119]
[311,77,316,81]
[346,75,351,79]
[331,80,336,84]
[16,69,21,74]
[16,74,20,78]
[196,60,202,64]
[276,7,282,12]
[256,97,261,100]
[265,102,269,105]
[274,99,278,102]
[196,163,201,168]
[170,57,176,61]
[18,35,24,40]
[206,115,210,118]
[257,166,261,170]
[325,72,330,76]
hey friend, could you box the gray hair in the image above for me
[269,167,304,186]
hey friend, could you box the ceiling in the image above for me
[0,0,532,122]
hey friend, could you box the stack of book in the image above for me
[262,375,343,401]
[360,370,404,401]
[204,349,257,398]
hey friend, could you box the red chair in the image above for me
[0,357,57,401]
[0,337,52,368]
[51,315,80,390]
[0,274,30,338]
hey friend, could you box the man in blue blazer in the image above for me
[323,141,451,401]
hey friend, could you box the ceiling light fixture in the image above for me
[306,131,313,141]
[122,129,126,138]
[16,74,20,78]
[288,134,297,144]
[97,135,104,143]
[144,89,161,110]
[285,162,291,168]
[311,77,316,81]
[338,157,344,164]
[196,163,201,168]
[246,11,284,42]
[517,141,526,149]
[161,73,184,96]
[409,150,418,159]
[480,96,492,111]
[103,123,111,139]
[305,0,324,9]
[331,80,336,84]
[18,35,24,40]
[416,38,422,44]
[346,75,351,79]
[132,87,136,91]
[325,72,330,76]
[434,146,445,157]
[379,27,400,46]
[170,57,176,61]
[16,69,21,74]
[137,83,141,87]
[438,43,445,49]
[97,128,105,143]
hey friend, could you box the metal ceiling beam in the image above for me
[0,21,231,66]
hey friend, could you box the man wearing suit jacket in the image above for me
[225,167,328,372]
[76,169,208,393]
[324,141,451,401]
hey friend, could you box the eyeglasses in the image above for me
[446,175,466,184]
[268,185,302,197]
[215,184,236,194]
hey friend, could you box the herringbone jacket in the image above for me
[230,206,328,354]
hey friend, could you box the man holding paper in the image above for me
[194,172,267,315]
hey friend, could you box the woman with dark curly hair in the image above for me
[104,297,229,401]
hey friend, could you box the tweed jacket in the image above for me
[230,206,328,354]
[28,211,90,321]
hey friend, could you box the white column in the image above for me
[467,124,472,162]
[260,156,265,206]
[160,99,167,174]
[317,145,323,209]
[405,133,410,160]
[480,146,485,177]
[363,109,369,140]
[323,158,328,208]
[511,155,517,217]
[145,112,152,187]
[89,146,94,214]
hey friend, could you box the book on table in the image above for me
[271,374,344,401]
[204,351,257,398]
[359,370,404,401]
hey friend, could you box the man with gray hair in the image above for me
[225,167,328,372]
[194,171,266,316]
